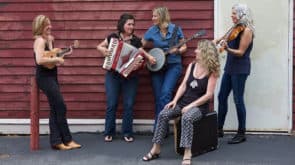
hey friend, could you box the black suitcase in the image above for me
[173,111,218,156]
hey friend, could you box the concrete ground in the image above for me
[0,133,295,165]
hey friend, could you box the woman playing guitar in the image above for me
[33,15,81,150]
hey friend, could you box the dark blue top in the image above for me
[34,43,57,77]
[178,63,209,114]
[144,23,184,64]
[224,31,253,75]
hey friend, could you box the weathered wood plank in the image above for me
[0,1,213,12]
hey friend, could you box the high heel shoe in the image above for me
[66,141,82,149]
[51,143,72,150]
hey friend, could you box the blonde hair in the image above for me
[197,39,220,77]
[32,15,50,36]
[153,6,171,28]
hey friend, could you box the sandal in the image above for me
[181,158,192,165]
[142,152,160,161]
[104,135,112,142]
[123,136,134,142]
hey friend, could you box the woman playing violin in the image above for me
[213,3,255,144]
[33,15,81,150]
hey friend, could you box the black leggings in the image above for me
[36,76,72,146]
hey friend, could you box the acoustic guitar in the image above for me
[43,40,79,69]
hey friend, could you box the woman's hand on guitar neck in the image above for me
[62,46,73,57]
[55,57,64,66]
[168,47,180,55]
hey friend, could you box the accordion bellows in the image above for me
[103,38,144,77]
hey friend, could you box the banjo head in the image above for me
[147,48,166,72]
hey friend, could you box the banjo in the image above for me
[146,29,206,72]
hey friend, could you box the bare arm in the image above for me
[172,63,192,102]
[168,38,187,55]
[177,38,187,55]
[138,47,156,64]
[34,37,63,65]
[96,39,109,57]
[164,63,192,110]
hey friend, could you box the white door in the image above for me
[214,0,293,132]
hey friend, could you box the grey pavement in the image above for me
[0,133,295,165]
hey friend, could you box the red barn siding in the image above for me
[0,0,214,119]
[293,2,295,130]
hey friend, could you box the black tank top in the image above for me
[34,43,57,77]
[178,63,209,114]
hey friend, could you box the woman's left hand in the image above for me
[168,47,179,54]
[181,106,191,114]
[63,46,73,56]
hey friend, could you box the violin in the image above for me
[43,40,79,69]
[216,23,245,53]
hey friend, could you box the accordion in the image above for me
[102,38,144,77]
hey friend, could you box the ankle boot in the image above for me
[218,128,224,138]
[228,132,246,144]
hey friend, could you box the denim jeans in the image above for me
[36,76,72,146]
[104,71,138,137]
[218,73,248,132]
[150,63,182,129]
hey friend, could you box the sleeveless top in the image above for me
[224,31,253,75]
[177,63,209,114]
[34,43,57,77]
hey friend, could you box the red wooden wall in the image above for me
[293,2,295,130]
[0,0,214,119]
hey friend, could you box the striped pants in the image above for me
[152,105,203,148]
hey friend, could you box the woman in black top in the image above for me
[142,40,220,165]
[33,15,81,150]
[97,13,156,142]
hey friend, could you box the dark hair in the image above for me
[117,13,135,33]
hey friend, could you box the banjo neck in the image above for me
[164,29,206,55]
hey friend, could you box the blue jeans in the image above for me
[104,71,138,137]
[150,63,182,129]
[218,73,248,132]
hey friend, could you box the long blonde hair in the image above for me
[197,39,220,77]
[153,6,171,28]
[32,15,50,36]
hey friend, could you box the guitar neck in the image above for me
[164,36,195,55]
[56,47,71,57]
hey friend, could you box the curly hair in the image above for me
[197,39,220,77]
[117,13,135,34]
